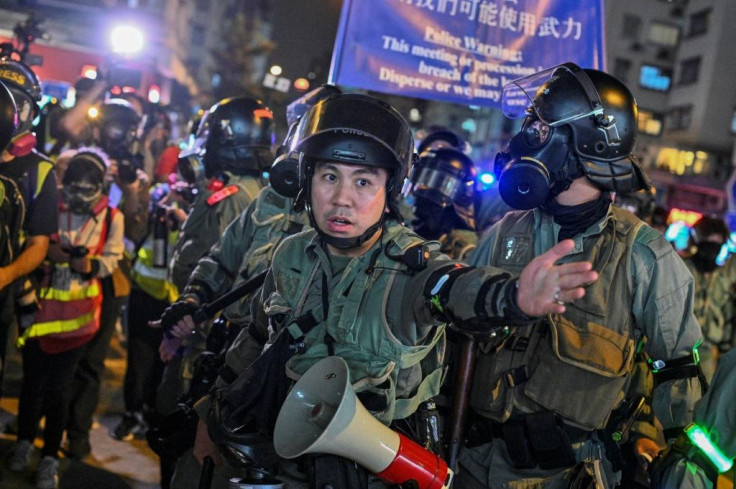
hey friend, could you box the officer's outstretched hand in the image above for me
[516,239,598,317]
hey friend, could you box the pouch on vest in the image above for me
[523,315,635,429]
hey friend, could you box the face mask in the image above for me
[62,183,102,215]
[494,118,582,210]
[692,242,722,273]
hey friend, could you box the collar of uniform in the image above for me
[535,204,614,256]
[304,219,406,274]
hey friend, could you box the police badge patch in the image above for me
[501,236,531,265]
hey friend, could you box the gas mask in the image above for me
[495,63,648,210]
[494,118,582,210]
[62,181,103,215]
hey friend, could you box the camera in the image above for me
[114,152,143,184]
[68,245,88,259]
[106,65,143,90]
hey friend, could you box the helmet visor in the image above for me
[295,95,412,168]
[413,167,467,206]
[501,63,603,126]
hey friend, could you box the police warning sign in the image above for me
[330,0,604,107]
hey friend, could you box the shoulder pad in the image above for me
[634,225,663,247]
[634,225,673,260]
[206,185,240,206]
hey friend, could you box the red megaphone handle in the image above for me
[375,433,452,489]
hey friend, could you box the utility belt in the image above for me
[467,411,592,470]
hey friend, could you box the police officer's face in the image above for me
[311,161,389,256]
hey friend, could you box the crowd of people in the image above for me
[0,47,733,489]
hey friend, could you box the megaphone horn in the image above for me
[273,356,453,489]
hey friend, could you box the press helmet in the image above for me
[188,96,275,179]
[495,62,650,210]
[0,57,40,135]
[290,93,414,249]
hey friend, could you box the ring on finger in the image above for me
[553,289,565,306]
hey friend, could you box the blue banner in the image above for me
[329,0,605,108]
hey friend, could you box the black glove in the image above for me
[160,300,198,334]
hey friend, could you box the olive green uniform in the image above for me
[439,228,477,262]
[158,173,262,419]
[171,187,307,489]
[182,186,308,378]
[683,255,736,382]
[169,173,263,291]
[458,206,703,489]
[201,219,536,487]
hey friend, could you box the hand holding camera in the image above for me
[68,245,91,274]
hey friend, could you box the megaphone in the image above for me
[273,356,453,489]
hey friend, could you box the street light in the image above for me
[110,25,144,55]
[270,65,283,76]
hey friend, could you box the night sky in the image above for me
[270,0,343,84]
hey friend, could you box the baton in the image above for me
[447,333,478,472]
[197,455,215,489]
[191,269,268,325]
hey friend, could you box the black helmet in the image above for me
[407,147,476,230]
[0,58,40,134]
[96,99,141,157]
[287,93,414,249]
[192,96,275,178]
[0,80,17,151]
[294,94,413,212]
[270,85,342,197]
[495,63,650,209]
[417,129,470,155]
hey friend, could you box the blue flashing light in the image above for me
[664,221,690,252]
[480,173,495,185]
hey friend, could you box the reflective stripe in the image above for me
[131,241,179,303]
[17,311,96,347]
[39,282,101,301]
[35,161,54,199]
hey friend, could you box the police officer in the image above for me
[649,348,736,489]
[168,96,274,292]
[458,63,704,488]
[0,57,58,398]
[405,144,478,260]
[190,93,599,488]
[156,97,274,442]
[159,85,339,365]
[154,86,336,489]
[683,216,736,382]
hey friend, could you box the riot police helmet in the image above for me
[191,96,275,178]
[290,93,415,249]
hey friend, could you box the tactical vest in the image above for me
[439,228,477,261]
[471,207,649,430]
[0,152,54,265]
[266,222,446,424]
[224,186,307,324]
